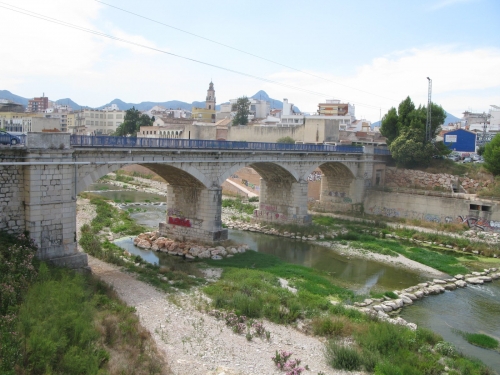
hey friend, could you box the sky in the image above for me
[1,0,499,122]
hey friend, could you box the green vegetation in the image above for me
[484,133,500,175]
[276,136,296,144]
[456,331,499,350]
[478,176,500,198]
[380,96,448,168]
[231,96,251,126]
[204,251,353,322]
[222,197,255,215]
[202,247,492,374]
[114,107,154,137]
[248,196,259,202]
[0,230,168,375]
[78,195,203,292]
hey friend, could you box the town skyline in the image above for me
[1,0,499,122]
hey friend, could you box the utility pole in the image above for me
[426,77,432,143]
[482,111,488,146]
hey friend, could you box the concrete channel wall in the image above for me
[364,189,500,231]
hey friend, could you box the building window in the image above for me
[108,114,113,119]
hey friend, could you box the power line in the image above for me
[0,2,387,111]
[95,0,396,102]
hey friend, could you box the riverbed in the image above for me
[89,184,500,372]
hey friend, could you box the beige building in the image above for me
[67,108,125,135]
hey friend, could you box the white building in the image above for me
[217,98,270,121]
[67,108,126,135]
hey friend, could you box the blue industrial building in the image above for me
[443,129,476,152]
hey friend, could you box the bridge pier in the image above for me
[253,178,311,224]
[159,185,228,242]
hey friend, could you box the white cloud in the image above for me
[0,2,498,123]
[264,46,500,121]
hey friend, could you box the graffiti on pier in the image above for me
[254,209,289,221]
[343,197,352,203]
[168,217,191,227]
[307,171,322,181]
[261,204,278,212]
[167,208,183,217]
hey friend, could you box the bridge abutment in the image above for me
[254,179,311,224]
[159,185,228,242]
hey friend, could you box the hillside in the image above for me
[0,89,299,113]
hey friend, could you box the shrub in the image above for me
[325,341,362,371]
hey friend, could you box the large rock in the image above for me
[136,239,151,249]
[455,280,467,288]
[466,277,484,285]
[444,283,457,291]
[399,295,413,305]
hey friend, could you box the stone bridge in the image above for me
[0,133,383,268]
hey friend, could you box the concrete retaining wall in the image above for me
[364,190,500,231]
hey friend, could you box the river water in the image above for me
[89,185,500,371]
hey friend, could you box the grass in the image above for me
[222,198,255,215]
[0,230,169,375]
[477,176,500,198]
[203,251,353,322]
[455,330,499,350]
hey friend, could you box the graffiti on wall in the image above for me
[457,215,500,231]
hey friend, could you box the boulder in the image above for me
[403,293,417,301]
[466,277,484,285]
[211,255,223,260]
[136,239,151,249]
[444,283,457,291]
[399,295,413,305]
[454,280,467,288]
[198,251,211,259]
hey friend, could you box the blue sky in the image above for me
[1,0,499,121]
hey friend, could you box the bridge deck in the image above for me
[70,135,365,153]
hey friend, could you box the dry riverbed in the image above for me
[77,198,363,375]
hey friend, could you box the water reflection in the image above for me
[401,282,500,372]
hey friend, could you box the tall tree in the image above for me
[114,107,153,136]
[483,133,500,175]
[380,97,447,167]
[232,97,251,126]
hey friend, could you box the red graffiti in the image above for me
[168,216,191,227]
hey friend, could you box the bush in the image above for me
[325,341,362,371]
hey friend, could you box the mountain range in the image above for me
[0,89,299,113]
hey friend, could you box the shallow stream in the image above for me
[89,184,500,371]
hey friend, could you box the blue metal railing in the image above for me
[70,135,366,153]
[373,148,391,155]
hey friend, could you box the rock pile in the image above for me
[353,268,500,328]
[134,231,248,260]
[385,168,457,190]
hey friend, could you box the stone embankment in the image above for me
[354,268,499,324]
[134,231,249,260]
[385,167,489,193]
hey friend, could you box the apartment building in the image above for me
[67,108,125,135]
[27,96,49,112]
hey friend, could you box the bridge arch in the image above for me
[218,161,300,186]
[315,161,357,206]
[77,163,125,194]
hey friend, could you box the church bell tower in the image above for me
[205,81,216,110]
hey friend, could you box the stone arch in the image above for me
[301,161,357,182]
[77,162,210,194]
[218,162,299,186]
[315,161,357,205]
[77,163,125,194]
[138,163,210,188]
